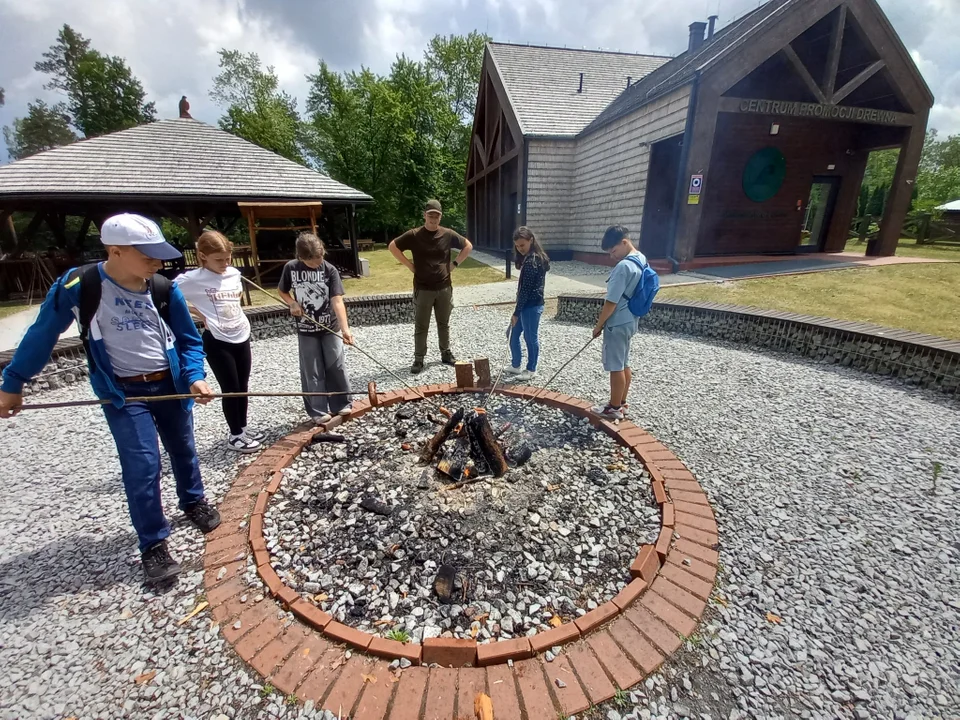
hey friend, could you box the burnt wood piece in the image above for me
[309,431,346,445]
[455,361,475,388]
[420,408,465,463]
[474,357,491,387]
[359,496,393,516]
[395,405,417,420]
[465,411,509,478]
[505,440,532,467]
[437,436,472,478]
[434,564,457,604]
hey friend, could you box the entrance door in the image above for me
[800,177,840,252]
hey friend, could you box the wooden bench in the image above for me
[357,238,375,252]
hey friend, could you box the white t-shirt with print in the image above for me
[174,267,251,344]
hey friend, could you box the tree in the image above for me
[3,100,78,160]
[34,24,156,137]
[866,184,887,217]
[210,49,303,164]
[858,184,870,217]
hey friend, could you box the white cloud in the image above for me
[1,0,959,166]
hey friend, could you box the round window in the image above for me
[742,147,787,203]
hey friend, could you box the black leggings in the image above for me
[202,331,252,435]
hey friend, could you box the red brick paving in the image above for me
[566,644,617,705]
[514,659,556,719]
[587,631,644,690]
[548,654,591,715]
[205,385,721,718]
[422,667,457,720]
[485,664,523,720]
[456,667,486,718]
[353,659,395,720]
[323,655,373,717]
[388,667,429,720]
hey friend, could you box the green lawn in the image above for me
[0,302,34,320]
[659,263,960,340]
[843,236,960,261]
[245,245,504,305]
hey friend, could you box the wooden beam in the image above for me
[0,210,17,255]
[472,134,488,170]
[465,147,521,187]
[76,216,92,246]
[152,204,190,231]
[717,96,914,126]
[874,111,929,256]
[823,5,847,98]
[246,209,262,287]
[832,60,885,104]
[782,45,827,104]
[348,204,360,277]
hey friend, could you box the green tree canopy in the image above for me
[3,100,79,160]
[303,32,488,237]
[210,49,303,164]
[35,24,156,137]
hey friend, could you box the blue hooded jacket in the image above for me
[1,265,206,409]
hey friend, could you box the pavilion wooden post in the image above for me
[245,207,262,287]
[349,204,360,277]
[875,112,930,257]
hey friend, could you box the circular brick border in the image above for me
[202,382,720,718]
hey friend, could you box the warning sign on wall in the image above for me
[689,174,704,195]
[687,194,700,205]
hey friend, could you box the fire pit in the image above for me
[263,392,661,644]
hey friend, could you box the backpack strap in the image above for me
[625,255,648,299]
[149,273,173,327]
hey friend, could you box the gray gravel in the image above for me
[0,305,957,720]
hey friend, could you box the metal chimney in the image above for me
[578,72,584,93]
[708,15,718,39]
[627,76,632,88]
[688,21,707,52]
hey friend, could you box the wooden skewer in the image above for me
[17,390,367,412]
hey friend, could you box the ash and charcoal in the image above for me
[264,396,660,642]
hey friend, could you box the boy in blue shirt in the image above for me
[591,225,646,421]
[0,214,220,584]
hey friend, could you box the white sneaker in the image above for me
[590,404,624,421]
[337,406,353,417]
[503,365,522,375]
[313,413,333,426]
[514,370,536,382]
[242,427,265,442]
[227,434,261,454]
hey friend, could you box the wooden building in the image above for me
[0,118,372,292]
[467,0,934,269]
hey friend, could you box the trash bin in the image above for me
[360,258,370,277]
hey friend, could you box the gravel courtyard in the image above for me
[0,305,957,720]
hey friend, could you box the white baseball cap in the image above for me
[100,213,182,260]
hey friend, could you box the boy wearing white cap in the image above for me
[0,213,221,585]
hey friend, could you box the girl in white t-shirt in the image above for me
[175,231,262,453]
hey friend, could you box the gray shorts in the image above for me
[602,320,638,372]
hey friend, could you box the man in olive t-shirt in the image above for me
[389,199,474,374]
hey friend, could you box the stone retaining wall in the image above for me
[0,294,415,396]
[557,295,960,396]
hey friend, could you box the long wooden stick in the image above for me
[18,390,368,412]
[240,275,438,408]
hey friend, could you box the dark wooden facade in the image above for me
[470,0,934,266]
[465,50,525,253]
[674,0,932,261]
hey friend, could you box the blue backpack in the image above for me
[625,255,660,318]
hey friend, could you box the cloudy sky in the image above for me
[0,0,957,164]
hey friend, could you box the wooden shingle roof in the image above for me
[0,118,372,203]
[488,42,670,137]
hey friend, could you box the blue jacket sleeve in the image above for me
[1,277,78,394]
[168,283,206,386]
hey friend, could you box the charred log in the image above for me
[465,410,509,478]
[420,408,465,463]
[436,436,472,478]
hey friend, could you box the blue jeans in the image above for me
[102,377,205,551]
[510,305,544,371]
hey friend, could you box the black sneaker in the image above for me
[184,498,221,534]
[411,359,425,374]
[141,541,181,584]
[441,352,457,367]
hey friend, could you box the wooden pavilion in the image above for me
[0,118,372,298]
